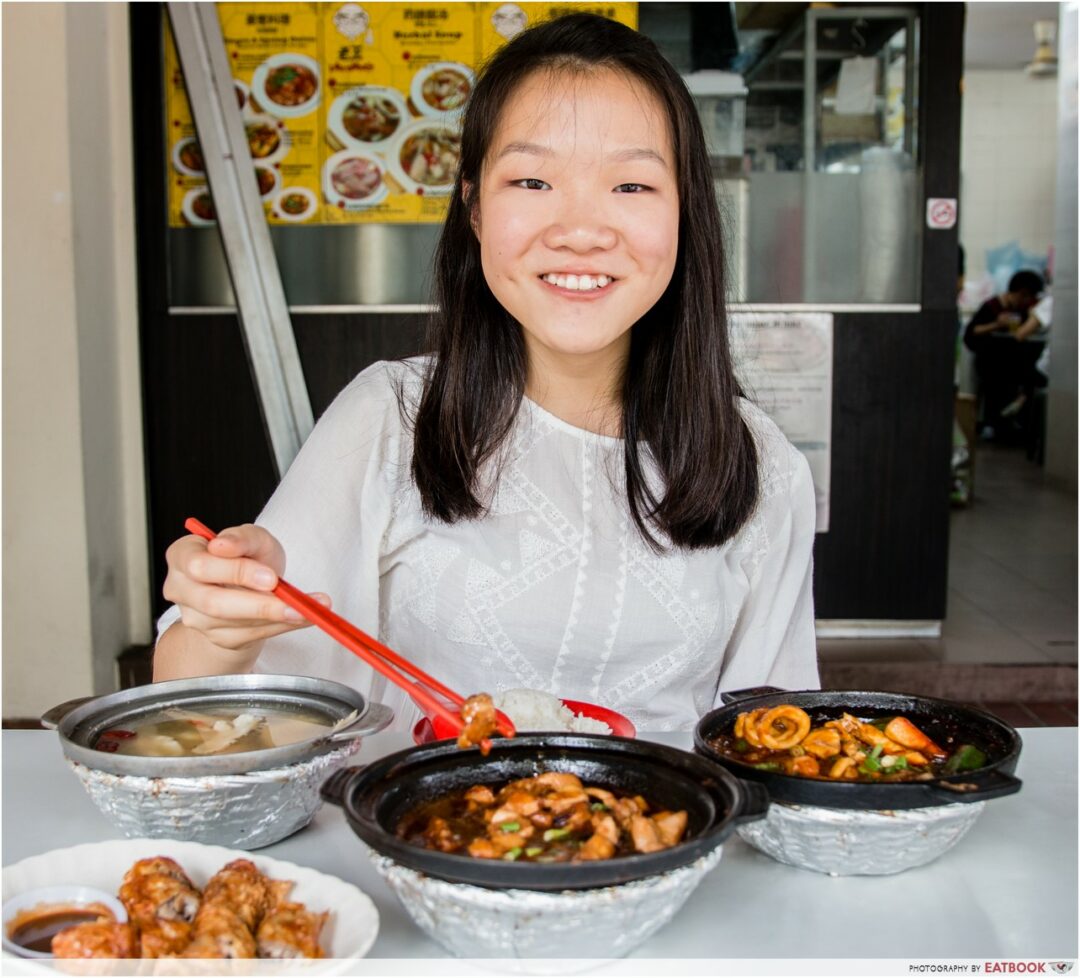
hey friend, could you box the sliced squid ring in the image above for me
[757,706,812,750]
[740,709,769,748]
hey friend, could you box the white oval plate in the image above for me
[251,53,321,119]
[171,136,205,177]
[181,186,216,227]
[234,78,252,116]
[254,163,280,200]
[409,61,473,119]
[2,838,379,971]
[387,117,461,196]
[322,149,389,210]
[272,185,318,223]
[245,113,291,166]
[327,86,410,149]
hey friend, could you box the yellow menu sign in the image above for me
[219,2,323,225]
[476,3,637,62]
[166,2,638,228]
[320,2,476,223]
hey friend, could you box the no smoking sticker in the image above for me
[927,198,957,230]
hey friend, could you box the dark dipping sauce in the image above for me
[9,909,107,954]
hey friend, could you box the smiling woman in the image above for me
[476,68,679,418]
[154,14,819,734]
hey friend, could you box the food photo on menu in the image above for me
[322,63,471,213]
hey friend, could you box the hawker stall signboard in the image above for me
[476,3,638,62]
[729,312,834,533]
[165,2,638,227]
[166,3,324,227]
[320,2,476,223]
[165,26,211,228]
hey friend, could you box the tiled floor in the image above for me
[819,441,1077,724]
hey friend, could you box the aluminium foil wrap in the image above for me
[370,846,724,962]
[65,739,361,850]
[736,799,986,876]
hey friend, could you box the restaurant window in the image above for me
[739,6,921,304]
[163,3,921,309]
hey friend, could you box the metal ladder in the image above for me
[167,2,313,477]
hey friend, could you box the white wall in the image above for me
[2,3,149,716]
[959,69,1058,283]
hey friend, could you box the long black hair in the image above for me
[410,13,758,551]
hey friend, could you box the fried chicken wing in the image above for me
[138,918,193,958]
[122,856,195,888]
[181,904,256,959]
[202,859,291,932]
[51,921,138,959]
[119,870,201,926]
[69,855,326,960]
[256,903,328,959]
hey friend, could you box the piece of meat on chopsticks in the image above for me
[51,921,138,958]
[256,902,328,958]
[457,693,498,753]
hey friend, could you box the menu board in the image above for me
[320,3,475,223]
[164,25,209,228]
[165,2,637,228]
[476,3,637,62]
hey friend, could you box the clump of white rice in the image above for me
[493,688,612,734]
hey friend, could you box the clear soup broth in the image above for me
[93,705,338,757]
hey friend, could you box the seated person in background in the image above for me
[963,269,1044,436]
[1000,291,1053,419]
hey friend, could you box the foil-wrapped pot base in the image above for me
[370,846,723,960]
[67,740,361,850]
[737,799,986,876]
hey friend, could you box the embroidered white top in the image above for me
[158,358,819,733]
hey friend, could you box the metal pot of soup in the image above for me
[693,687,1023,875]
[42,675,393,849]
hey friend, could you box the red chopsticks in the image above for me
[184,518,515,742]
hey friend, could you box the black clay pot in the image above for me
[694,687,1023,811]
[321,733,768,891]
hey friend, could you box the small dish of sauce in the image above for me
[2,887,126,959]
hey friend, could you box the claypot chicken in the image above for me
[397,771,688,862]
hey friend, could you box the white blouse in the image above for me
[158,358,819,733]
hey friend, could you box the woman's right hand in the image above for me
[162,523,329,653]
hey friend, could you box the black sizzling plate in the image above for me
[694,687,1023,811]
[321,733,769,891]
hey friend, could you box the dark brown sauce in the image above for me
[9,910,104,953]
[397,782,661,862]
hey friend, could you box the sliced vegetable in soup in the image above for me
[94,706,337,757]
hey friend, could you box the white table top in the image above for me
[2,727,1076,964]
